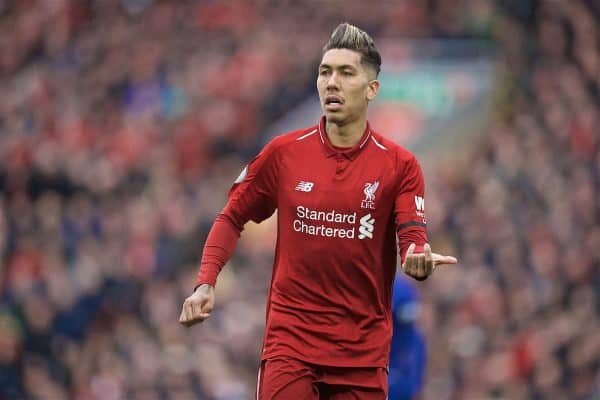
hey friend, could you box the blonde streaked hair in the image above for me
[323,23,382,77]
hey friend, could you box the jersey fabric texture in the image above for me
[197,117,428,368]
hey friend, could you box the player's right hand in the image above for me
[179,284,215,327]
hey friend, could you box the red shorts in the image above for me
[256,356,388,400]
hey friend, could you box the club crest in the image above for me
[361,181,379,209]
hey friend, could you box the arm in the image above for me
[395,156,456,281]
[179,140,280,327]
[179,215,239,327]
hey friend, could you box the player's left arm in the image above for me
[403,242,457,281]
[394,156,457,281]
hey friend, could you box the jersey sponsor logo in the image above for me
[295,181,314,192]
[296,206,356,223]
[234,165,248,183]
[293,206,375,240]
[361,181,379,209]
[414,195,425,211]
[293,206,356,238]
[414,195,425,220]
[358,213,375,239]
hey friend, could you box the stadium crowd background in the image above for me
[0,0,598,399]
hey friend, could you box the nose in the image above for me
[326,72,340,90]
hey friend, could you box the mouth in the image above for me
[324,95,343,111]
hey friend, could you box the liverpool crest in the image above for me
[361,181,379,209]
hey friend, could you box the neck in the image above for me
[325,115,367,148]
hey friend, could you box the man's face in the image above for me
[317,49,379,126]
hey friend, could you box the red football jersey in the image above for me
[198,117,427,367]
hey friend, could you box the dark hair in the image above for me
[323,23,382,77]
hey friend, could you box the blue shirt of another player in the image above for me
[388,275,426,400]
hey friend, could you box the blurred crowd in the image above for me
[422,1,600,398]
[0,0,597,399]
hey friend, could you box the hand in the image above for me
[402,243,457,281]
[179,284,215,327]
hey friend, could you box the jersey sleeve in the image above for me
[194,139,280,287]
[222,139,280,229]
[395,155,428,263]
[195,214,240,287]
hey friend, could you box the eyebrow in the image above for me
[319,63,358,71]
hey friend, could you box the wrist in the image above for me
[193,283,214,293]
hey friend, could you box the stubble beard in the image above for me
[324,111,348,127]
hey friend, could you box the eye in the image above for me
[342,70,355,76]
[319,69,330,76]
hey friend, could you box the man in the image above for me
[389,275,427,400]
[180,23,457,399]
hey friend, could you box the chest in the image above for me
[278,151,396,215]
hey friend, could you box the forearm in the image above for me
[195,214,242,287]
[398,227,427,263]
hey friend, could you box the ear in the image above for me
[366,79,379,102]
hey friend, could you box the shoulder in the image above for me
[370,131,420,170]
[260,125,319,156]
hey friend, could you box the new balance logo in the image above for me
[295,181,314,192]
[358,213,375,240]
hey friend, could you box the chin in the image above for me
[324,112,345,125]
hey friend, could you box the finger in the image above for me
[423,244,433,277]
[406,255,421,279]
[402,257,413,275]
[403,243,416,267]
[181,318,199,327]
[424,243,432,262]
[404,259,413,276]
[407,255,425,281]
[406,243,416,259]
[185,302,194,322]
[195,305,211,320]
[418,254,427,279]
[425,256,433,277]
[193,297,213,318]
[433,254,458,266]
[180,310,210,327]
[412,255,420,278]
[401,256,408,271]
[403,253,414,274]
[410,255,420,279]
[180,304,195,326]
[200,296,214,314]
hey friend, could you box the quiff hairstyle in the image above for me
[322,23,382,77]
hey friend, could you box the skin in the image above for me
[179,48,457,328]
[179,283,213,327]
[317,48,379,148]
[402,243,458,281]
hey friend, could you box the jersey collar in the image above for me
[317,116,372,160]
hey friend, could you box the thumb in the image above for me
[199,296,213,315]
